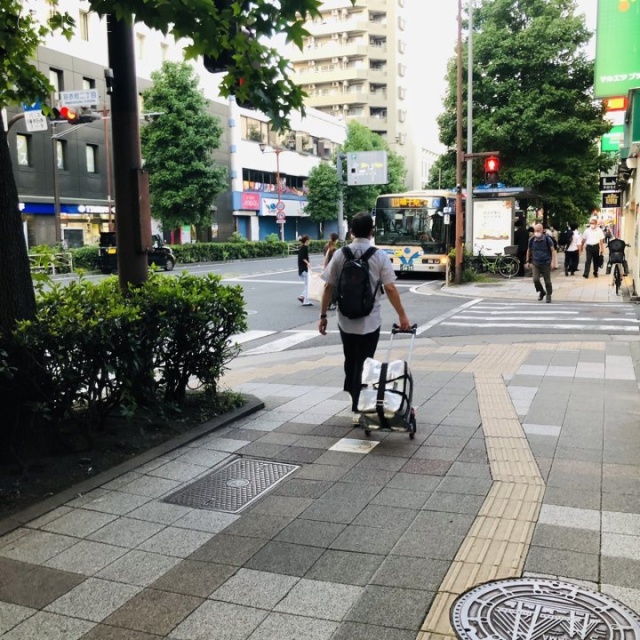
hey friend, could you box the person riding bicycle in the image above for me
[606,238,628,276]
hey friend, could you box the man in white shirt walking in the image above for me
[581,217,605,278]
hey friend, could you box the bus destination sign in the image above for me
[390,197,429,208]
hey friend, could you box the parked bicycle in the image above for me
[606,238,629,295]
[467,245,520,279]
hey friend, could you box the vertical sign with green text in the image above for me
[595,0,640,98]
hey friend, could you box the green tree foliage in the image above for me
[426,151,458,190]
[304,162,341,235]
[342,122,407,218]
[141,62,227,231]
[0,0,354,335]
[0,0,74,336]
[435,0,612,224]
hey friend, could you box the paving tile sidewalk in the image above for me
[2,336,640,639]
[437,262,630,303]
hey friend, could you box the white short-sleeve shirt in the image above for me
[321,238,397,335]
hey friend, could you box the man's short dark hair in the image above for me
[350,212,374,238]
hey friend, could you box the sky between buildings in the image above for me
[409,0,599,153]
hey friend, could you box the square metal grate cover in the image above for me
[163,457,299,514]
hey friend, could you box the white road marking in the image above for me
[440,321,638,332]
[415,298,482,334]
[242,331,320,355]
[229,330,276,345]
[456,314,640,323]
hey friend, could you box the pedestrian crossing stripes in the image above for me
[439,301,640,333]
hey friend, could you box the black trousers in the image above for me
[339,327,380,411]
[564,250,579,274]
[584,245,600,276]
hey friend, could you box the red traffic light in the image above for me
[59,106,79,122]
[484,156,500,173]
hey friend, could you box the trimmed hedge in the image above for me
[61,240,331,272]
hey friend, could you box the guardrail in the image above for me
[29,252,73,275]
[287,242,301,255]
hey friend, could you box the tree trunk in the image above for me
[0,124,37,336]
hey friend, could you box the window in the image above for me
[56,140,66,170]
[135,33,145,60]
[82,77,97,106]
[79,10,89,41]
[49,68,62,92]
[86,144,98,173]
[16,134,31,166]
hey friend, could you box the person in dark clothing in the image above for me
[525,223,557,302]
[514,220,529,277]
[297,235,313,306]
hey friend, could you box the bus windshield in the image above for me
[375,194,451,253]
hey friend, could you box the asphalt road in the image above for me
[53,256,640,355]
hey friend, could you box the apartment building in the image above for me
[288,0,413,181]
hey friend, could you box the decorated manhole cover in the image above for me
[163,458,299,513]
[451,578,640,640]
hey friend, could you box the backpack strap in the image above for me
[361,246,378,263]
[341,246,354,261]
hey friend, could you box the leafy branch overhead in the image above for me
[86,0,355,130]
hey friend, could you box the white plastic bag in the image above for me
[308,272,325,301]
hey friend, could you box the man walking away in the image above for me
[514,220,529,277]
[525,223,556,303]
[318,212,411,421]
[581,217,604,278]
[564,223,580,276]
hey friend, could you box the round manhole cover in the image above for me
[451,578,640,640]
[226,478,251,489]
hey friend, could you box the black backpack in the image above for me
[336,246,379,319]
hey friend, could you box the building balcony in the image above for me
[295,67,369,85]
[368,69,388,84]
[289,43,368,63]
[304,92,368,109]
[305,18,368,37]
[368,91,388,108]
[367,44,388,60]
[362,115,388,131]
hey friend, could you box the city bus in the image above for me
[373,189,459,275]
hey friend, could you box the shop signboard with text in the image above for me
[595,1,640,98]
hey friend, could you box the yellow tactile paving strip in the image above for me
[417,343,545,640]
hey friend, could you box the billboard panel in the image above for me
[594,1,640,98]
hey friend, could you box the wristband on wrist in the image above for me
[320,314,327,319]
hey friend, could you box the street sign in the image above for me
[276,201,285,211]
[58,89,100,107]
[346,151,388,186]
[22,101,48,132]
[276,211,286,222]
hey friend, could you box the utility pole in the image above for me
[455,0,464,285]
[465,0,474,253]
[107,16,150,290]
